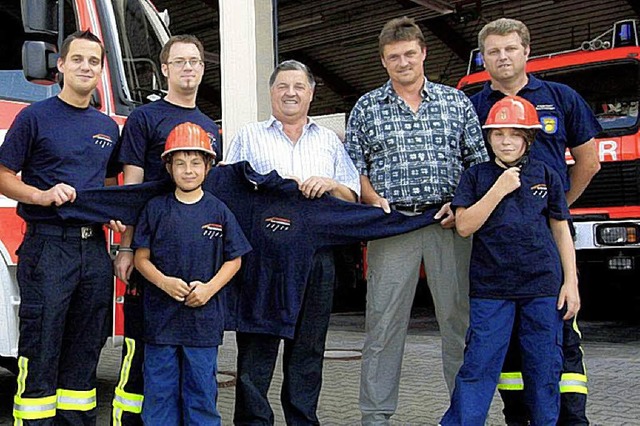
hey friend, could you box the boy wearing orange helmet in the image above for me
[440,96,580,425]
[132,122,251,424]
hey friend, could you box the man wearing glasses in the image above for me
[111,35,221,426]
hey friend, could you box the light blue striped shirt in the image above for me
[225,116,361,196]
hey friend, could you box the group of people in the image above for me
[0,13,601,426]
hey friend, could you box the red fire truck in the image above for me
[0,0,170,372]
[457,20,640,307]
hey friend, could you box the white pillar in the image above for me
[218,0,274,151]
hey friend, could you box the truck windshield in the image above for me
[537,61,640,136]
[109,0,168,105]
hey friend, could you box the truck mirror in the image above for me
[22,41,59,84]
[21,0,58,35]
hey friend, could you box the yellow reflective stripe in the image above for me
[56,388,97,411]
[13,395,57,420]
[571,315,582,339]
[116,338,135,389]
[15,357,28,397]
[560,373,588,394]
[112,388,144,414]
[112,406,123,426]
[112,337,144,415]
[497,372,524,390]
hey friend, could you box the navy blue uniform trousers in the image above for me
[234,248,335,426]
[13,225,112,426]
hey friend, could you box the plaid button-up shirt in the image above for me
[345,79,488,205]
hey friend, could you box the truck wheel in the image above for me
[0,356,18,375]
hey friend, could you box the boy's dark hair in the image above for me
[160,35,205,65]
[378,16,426,56]
[60,30,105,65]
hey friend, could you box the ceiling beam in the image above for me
[419,16,474,62]
[624,0,640,16]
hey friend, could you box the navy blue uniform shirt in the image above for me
[470,75,602,191]
[118,99,220,183]
[59,162,442,338]
[452,159,571,299]
[134,191,251,346]
[0,96,120,224]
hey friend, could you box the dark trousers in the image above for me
[112,276,145,426]
[13,228,112,426]
[234,249,335,426]
[501,316,589,426]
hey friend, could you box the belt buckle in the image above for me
[81,226,94,239]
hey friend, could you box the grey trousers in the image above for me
[359,224,471,425]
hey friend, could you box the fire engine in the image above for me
[458,20,640,305]
[0,0,170,372]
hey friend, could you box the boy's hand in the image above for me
[494,167,521,196]
[159,277,191,302]
[558,281,581,320]
[185,281,216,307]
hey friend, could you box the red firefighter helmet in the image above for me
[483,95,542,130]
[161,122,216,161]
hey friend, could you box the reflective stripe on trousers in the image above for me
[56,388,97,411]
[498,371,588,394]
[13,356,57,421]
[112,338,144,425]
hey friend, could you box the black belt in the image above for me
[391,202,443,214]
[27,223,103,240]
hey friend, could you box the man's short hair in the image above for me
[160,34,205,64]
[478,18,530,53]
[59,30,105,65]
[378,16,426,56]
[268,60,316,89]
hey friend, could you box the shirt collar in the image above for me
[376,78,433,103]
[484,74,543,100]
[265,115,318,131]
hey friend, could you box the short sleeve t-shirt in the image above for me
[0,96,120,224]
[133,191,251,346]
[118,99,221,183]
[452,159,571,299]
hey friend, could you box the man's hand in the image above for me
[158,276,191,302]
[185,281,216,307]
[370,196,391,214]
[558,281,580,320]
[114,251,134,284]
[107,220,126,233]
[34,183,76,206]
[435,202,455,229]
[299,176,337,199]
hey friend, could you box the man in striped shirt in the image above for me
[225,59,360,425]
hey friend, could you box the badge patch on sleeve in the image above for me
[540,116,558,134]
[531,183,548,198]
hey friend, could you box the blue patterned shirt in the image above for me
[345,79,488,204]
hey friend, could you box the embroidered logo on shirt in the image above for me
[540,116,558,134]
[265,217,291,232]
[93,134,114,148]
[531,184,548,198]
[202,223,223,239]
[535,104,556,111]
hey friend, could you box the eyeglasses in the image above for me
[166,59,204,69]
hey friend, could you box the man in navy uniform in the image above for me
[470,17,601,426]
[0,30,120,425]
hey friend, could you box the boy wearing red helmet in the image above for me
[440,96,580,425]
[132,122,251,425]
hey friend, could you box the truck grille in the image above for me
[573,160,640,208]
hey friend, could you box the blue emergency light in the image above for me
[467,48,484,74]
[613,20,639,48]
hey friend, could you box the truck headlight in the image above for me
[595,224,639,245]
